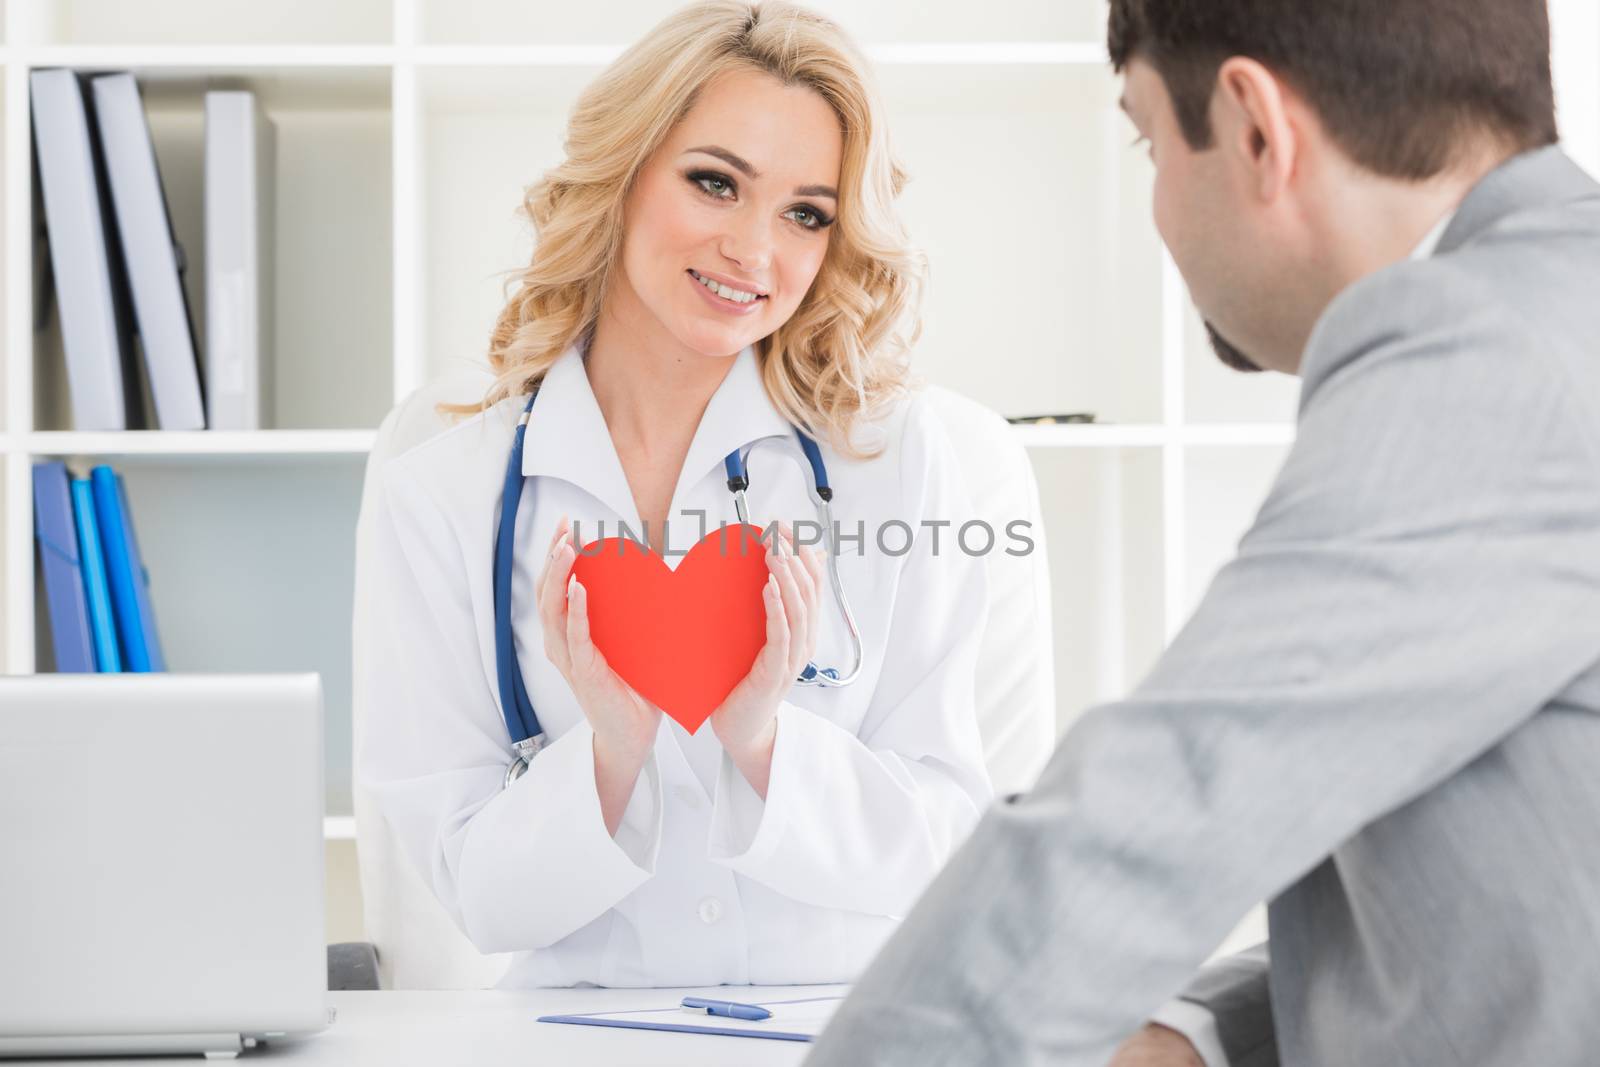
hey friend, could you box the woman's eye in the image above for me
[785,205,833,231]
[690,172,735,199]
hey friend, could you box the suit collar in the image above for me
[519,343,793,527]
[1436,145,1600,255]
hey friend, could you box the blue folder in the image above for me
[71,478,122,672]
[538,995,842,1043]
[90,465,165,672]
[32,462,96,673]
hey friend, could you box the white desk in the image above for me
[14,987,846,1066]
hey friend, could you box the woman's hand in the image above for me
[709,524,825,797]
[535,516,661,833]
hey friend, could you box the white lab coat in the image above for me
[357,344,993,988]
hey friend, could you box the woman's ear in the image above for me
[1215,56,1298,203]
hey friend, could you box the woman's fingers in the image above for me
[767,522,826,678]
[565,576,663,757]
[778,542,816,669]
[547,515,572,556]
[768,548,808,679]
[534,516,572,603]
[565,575,606,680]
[784,531,819,598]
[799,540,825,595]
[795,542,822,660]
[758,573,790,685]
[538,535,577,673]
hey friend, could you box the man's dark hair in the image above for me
[1108,0,1558,180]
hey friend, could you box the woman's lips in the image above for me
[687,269,767,316]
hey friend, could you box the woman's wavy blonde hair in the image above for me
[457,0,924,456]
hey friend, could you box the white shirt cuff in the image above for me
[706,703,802,867]
[1149,997,1230,1067]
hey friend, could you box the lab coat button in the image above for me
[697,897,723,925]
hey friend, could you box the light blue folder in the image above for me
[538,995,843,1043]
[70,478,121,672]
[90,465,165,672]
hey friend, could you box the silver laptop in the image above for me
[0,674,330,1059]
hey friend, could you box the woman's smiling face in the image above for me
[613,68,844,360]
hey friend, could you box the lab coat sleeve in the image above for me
[707,399,994,916]
[356,460,663,955]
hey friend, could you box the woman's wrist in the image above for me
[590,726,654,838]
[592,723,655,771]
[712,710,777,761]
[716,716,779,797]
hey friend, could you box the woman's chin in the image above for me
[673,320,762,361]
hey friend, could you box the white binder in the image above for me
[204,90,276,432]
[30,69,139,432]
[91,72,206,431]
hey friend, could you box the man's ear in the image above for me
[1213,57,1297,201]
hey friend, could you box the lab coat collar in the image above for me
[519,343,795,529]
[672,344,796,510]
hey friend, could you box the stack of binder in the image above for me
[33,461,166,674]
[32,69,276,432]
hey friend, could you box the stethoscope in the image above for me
[496,388,865,788]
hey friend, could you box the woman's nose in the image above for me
[718,212,775,273]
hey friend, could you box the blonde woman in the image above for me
[359,0,991,988]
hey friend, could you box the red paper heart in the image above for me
[569,525,770,733]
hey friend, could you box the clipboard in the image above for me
[538,994,844,1043]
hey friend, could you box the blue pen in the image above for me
[680,996,772,1021]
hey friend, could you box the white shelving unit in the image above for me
[0,0,1595,897]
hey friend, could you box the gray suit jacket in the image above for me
[805,146,1600,1067]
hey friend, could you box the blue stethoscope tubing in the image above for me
[495,388,865,787]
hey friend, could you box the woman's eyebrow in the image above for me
[686,144,760,177]
[684,145,838,201]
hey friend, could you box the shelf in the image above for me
[412,47,1114,113]
[1179,425,1297,447]
[407,42,1106,68]
[866,42,1105,64]
[15,45,399,71]
[6,0,393,48]
[1015,424,1167,448]
[415,0,1109,49]
[0,41,1110,70]
[24,430,378,457]
[6,424,1295,457]
[1016,424,1296,448]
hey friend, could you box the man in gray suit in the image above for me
[806,0,1600,1064]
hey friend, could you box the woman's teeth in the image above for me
[692,270,763,304]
